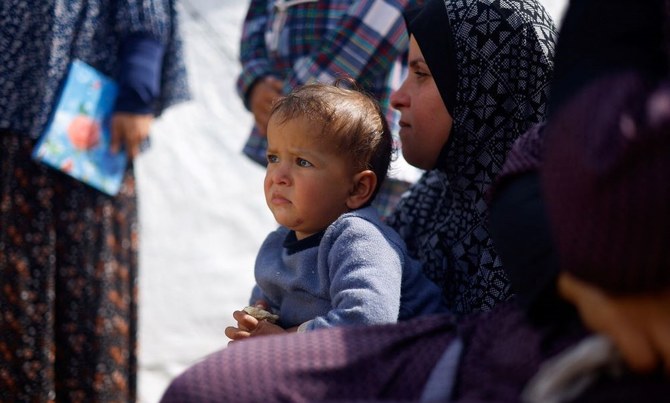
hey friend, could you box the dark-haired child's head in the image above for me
[270,81,393,191]
[264,81,393,239]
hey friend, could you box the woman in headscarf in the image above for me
[159,0,557,401]
[387,0,556,315]
[0,1,189,401]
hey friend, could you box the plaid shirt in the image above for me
[236,0,423,217]
[237,0,422,109]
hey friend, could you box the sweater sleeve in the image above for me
[305,216,403,330]
[249,284,270,307]
[114,0,190,115]
[115,32,165,114]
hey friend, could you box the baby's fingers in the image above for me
[225,326,251,341]
[232,310,259,331]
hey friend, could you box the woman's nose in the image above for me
[390,84,408,110]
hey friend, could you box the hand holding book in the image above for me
[110,112,153,159]
[33,59,127,195]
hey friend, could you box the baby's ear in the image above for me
[346,170,377,210]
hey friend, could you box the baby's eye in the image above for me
[296,158,313,168]
[267,154,279,164]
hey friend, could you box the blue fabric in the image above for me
[115,33,165,114]
[251,206,448,330]
[0,0,190,139]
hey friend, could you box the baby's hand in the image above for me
[242,305,279,323]
[225,309,260,342]
[225,304,283,343]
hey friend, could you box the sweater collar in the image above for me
[283,229,325,255]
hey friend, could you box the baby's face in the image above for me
[264,117,357,240]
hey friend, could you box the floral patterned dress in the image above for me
[0,1,189,401]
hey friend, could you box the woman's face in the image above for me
[391,35,453,170]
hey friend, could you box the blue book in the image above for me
[33,59,127,195]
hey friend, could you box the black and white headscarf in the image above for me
[387,0,557,315]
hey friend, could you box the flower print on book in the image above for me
[33,59,127,195]
[68,103,101,150]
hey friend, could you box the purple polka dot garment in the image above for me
[160,314,457,403]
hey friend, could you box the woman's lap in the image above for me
[161,314,457,402]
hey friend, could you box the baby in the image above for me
[226,81,447,341]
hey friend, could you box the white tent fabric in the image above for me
[137,1,568,401]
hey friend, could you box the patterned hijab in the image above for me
[387,0,556,315]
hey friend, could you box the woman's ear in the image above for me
[346,170,377,210]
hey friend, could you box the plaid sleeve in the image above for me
[236,0,277,108]
[285,0,411,92]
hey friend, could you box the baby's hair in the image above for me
[269,78,393,203]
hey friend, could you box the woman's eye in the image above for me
[296,158,313,168]
[267,154,279,164]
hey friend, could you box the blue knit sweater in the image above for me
[251,206,448,331]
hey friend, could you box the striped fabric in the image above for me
[236,0,420,111]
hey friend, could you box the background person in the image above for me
[0,0,189,400]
